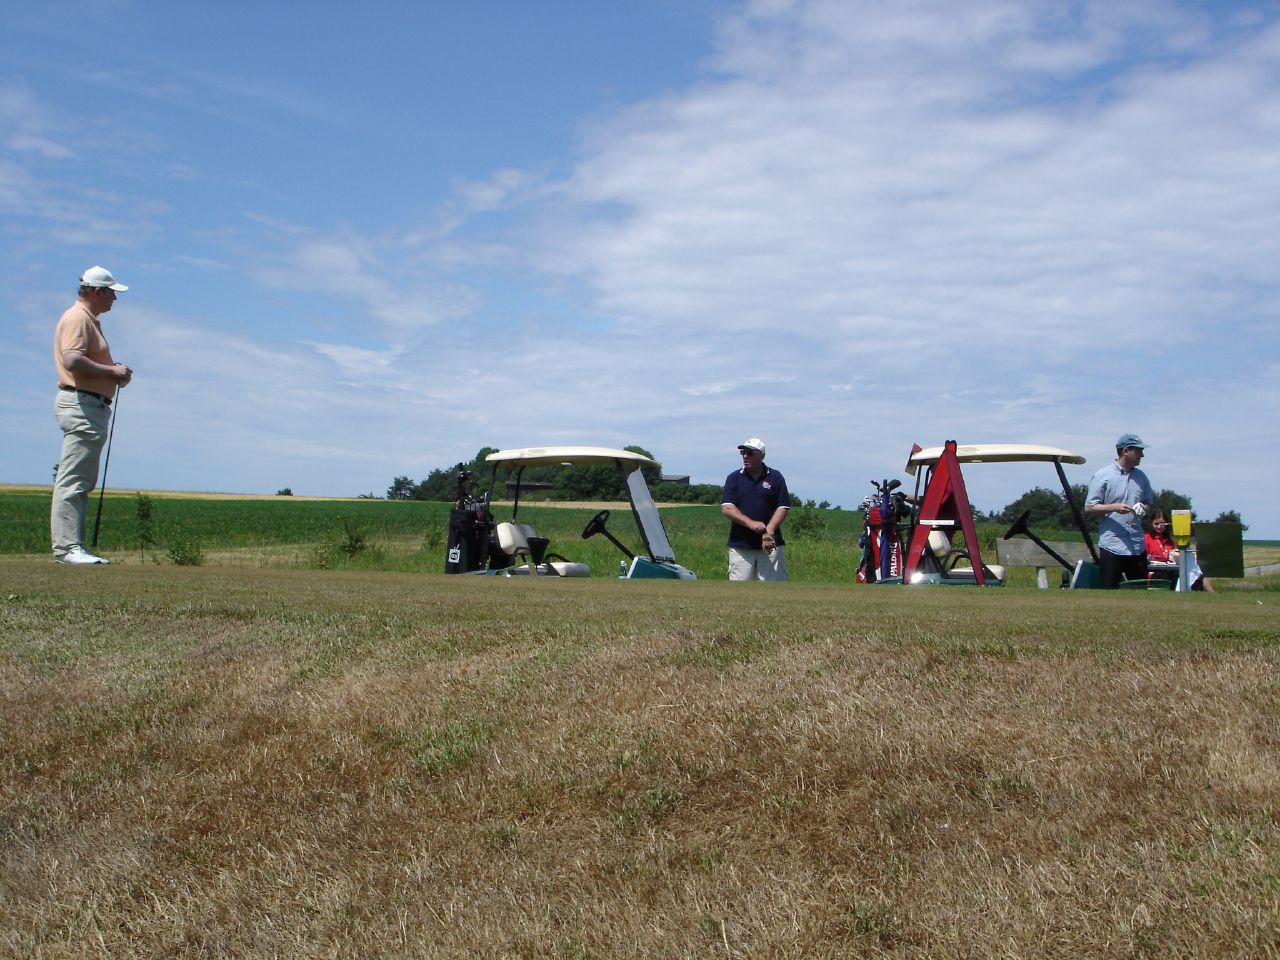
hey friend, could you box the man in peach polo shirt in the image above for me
[51,266,134,564]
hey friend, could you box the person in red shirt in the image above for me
[1143,510,1177,563]
[1144,510,1213,592]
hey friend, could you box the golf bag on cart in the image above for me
[856,479,912,583]
[444,466,494,574]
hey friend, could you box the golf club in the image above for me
[90,392,120,550]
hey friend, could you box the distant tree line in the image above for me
[982,485,1247,533]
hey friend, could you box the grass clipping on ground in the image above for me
[2,564,1278,958]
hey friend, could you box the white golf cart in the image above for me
[444,446,696,580]
[863,441,1097,586]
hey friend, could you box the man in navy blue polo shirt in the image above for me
[721,437,792,581]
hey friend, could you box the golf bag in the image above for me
[445,507,492,573]
[856,481,910,584]
[444,466,493,574]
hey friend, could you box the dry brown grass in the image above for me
[2,561,1278,958]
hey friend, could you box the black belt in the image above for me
[59,385,111,405]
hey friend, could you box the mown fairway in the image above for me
[2,558,1278,958]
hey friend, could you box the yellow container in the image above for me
[1171,509,1192,547]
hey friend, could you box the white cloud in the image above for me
[307,342,401,376]
[503,0,1280,523]
[4,1,1278,534]
[0,84,75,159]
[249,232,455,332]
[542,2,1278,384]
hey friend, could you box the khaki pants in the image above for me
[728,545,788,581]
[51,391,111,557]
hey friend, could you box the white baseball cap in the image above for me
[738,438,766,456]
[80,266,128,291]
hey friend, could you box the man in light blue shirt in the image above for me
[1085,433,1154,588]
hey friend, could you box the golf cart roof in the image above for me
[906,443,1085,476]
[485,446,654,471]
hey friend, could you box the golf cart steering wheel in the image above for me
[1002,509,1033,542]
[582,509,610,540]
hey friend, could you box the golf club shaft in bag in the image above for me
[90,391,119,550]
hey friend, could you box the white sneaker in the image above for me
[55,547,110,565]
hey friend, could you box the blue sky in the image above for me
[4,0,1278,537]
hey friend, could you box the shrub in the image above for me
[788,500,828,541]
[167,533,205,566]
[308,522,372,570]
[339,521,367,558]
[134,493,156,561]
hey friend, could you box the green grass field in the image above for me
[2,559,1277,957]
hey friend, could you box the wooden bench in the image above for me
[996,538,1094,589]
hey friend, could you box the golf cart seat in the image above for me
[496,522,533,560]
[927,530,1005,583]
[494,522,590,577]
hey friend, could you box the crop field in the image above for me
[2,555,1278,958]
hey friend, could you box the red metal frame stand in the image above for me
[902,440,991,585]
